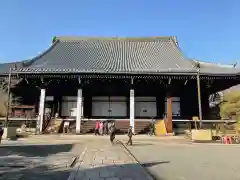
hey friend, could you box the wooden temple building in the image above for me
[0,36,239,134]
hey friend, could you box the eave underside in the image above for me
[8,72,239,95]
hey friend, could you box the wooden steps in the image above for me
[81,120,96,134]
[134,121,151,134]
[68,120,151,134]
[115,121,129,134]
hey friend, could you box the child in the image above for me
[99,121,103,135]
[126,126,133,146]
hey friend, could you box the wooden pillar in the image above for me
[197,72,203,127]
[52,94,61,117]
[166,83,173,134]
[5,68,12,127]
[166,95,173,133]
[76,88,83,134]
[38,87,46,134]
[156,92,165,118]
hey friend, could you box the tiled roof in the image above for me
[12,36,197,74]
[0,60,35,75]
[194,60,240,75]
[0,61,24,75]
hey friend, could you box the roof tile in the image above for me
[14,37,196,74]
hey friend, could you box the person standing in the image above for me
[126,126,133,146]
[63,121,70,133]
[99,121,103,135]
[103,120,108,135]
[0,124,4,144]
[109,121,116,144]
[95,120,100,135]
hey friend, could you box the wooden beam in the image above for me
[197,72,203,128]
[5,68,12,127]
[166,95,173,133]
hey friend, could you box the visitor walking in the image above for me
[99,121,103,135]
[109,121,116,144]
[95,120,100,135]
[126,126,133,146]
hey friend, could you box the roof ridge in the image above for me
[55,36,175,42]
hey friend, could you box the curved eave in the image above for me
[12,73,197,80]
[199,72,240,76]
[11,67,197,74]
[21,40,60,66]
[9,71,239,80]
[0,41,59,75]
[193,60,240,75]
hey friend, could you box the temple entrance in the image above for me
[92,96,127,118]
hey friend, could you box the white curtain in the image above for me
[135,97,157,117]
[92,96,127,117]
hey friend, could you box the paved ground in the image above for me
[2,135,240,180]
[124,140,240,180]
[70,140,153,180]
[0,143,85,180]
[0,136,154,180]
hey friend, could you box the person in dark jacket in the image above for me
[109,121,116,144]
[126,126,133,146]
[103,120,108,135]
[0,124,4,144]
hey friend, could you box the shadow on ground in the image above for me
[0,144,74,157]
[0,144,77,180]
[1,163,167,180]
[142,161,170,167]
[0,150,167,180]
[130,143,153,146]
[0,165,71,180]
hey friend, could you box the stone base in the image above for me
[2,127,17,139]
[191,129,212,141]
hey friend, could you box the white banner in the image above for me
[76,89,83,134]
[38,89,46,133]
[130,89,135,133]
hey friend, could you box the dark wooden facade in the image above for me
[7,73,239,134]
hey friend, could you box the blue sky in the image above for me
[0,0,239,64]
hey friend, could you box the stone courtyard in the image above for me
[1,135,240,180]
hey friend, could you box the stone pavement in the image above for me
[69,141,153,180]
[127,142,240,180]
[0,143,84,180]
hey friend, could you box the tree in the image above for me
[220,90,240,121]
